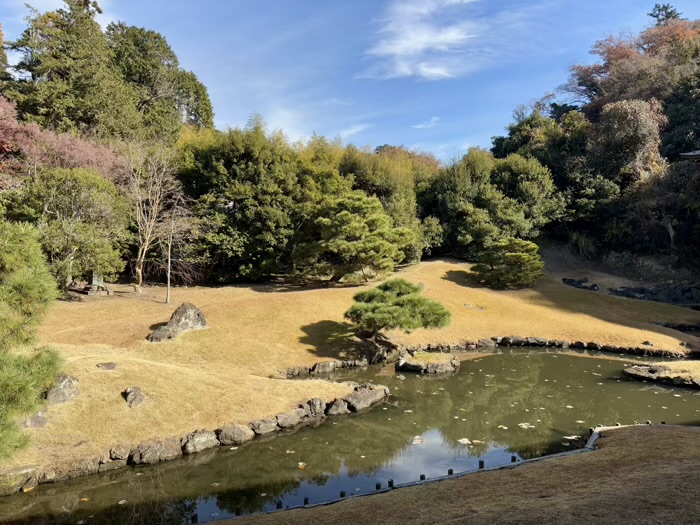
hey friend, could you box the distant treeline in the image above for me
[0,1,699,290]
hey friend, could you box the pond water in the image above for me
[2,349,699,524]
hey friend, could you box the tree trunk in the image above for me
[134,265,143,294]
[165,233,172,305]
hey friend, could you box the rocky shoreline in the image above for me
[623,364,700,389]
[0,383,390,497]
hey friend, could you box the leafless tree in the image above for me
[124,142,181,292]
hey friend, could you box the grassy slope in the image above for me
[231,425,700,525]
[3,259,699,471]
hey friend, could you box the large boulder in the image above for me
[130,438,182,464]
[216,424,255,446]
[45,374,80,405]
[182,431,219,454]
[344,384,390,412]
[148,303,208,342]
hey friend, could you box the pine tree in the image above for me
[344,279,451,339]
[471,238,544,289]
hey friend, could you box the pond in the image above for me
[2,349,699,524]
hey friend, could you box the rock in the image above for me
[396,352,460,375]
[216,424,255,446]
[325,398,350,416]
[110,444,131,460]
[587,342,603,350]
[286,366,310,378]
[123,387,146,408]
[251,419,279,435]
[38,456,101,482]
[477,338,496,348]
[45,374,80,405]
[301,398,327,419]
[344,384,390,412]
[96,362,118,370]
[148,302,208,342]
[0,466,37,496]
[276,408,305,428]
[312,361,336,374]
[642,341,654,346]
[130,438,182,464]
[182,431,219,454]
[20,411,47,429]
[98,459,127,473]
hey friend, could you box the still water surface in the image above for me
[2,349,698,524]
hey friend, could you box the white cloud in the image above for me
[413,116,440,129]
[363,0,554,80]
[322,97,352,106]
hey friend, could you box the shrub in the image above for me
[344,278,451,339]
[472,238,544,289]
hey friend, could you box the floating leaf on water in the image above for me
[563,435,580,440]
[286,450,295,454]
[412,436,425,445]
[298,462,307,470]
[575,420,585,424]
[565,405,574,409]
[404,410,413,413]
[497,425,508,430]
[211,483,221,487]
[80,498,89,502]
[472,439,483,445]
[260,493,267,497]
[230,446,238,451]
[118,500,127,505]
[360,455,366,458]
[457,438,471,445]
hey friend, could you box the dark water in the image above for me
[2,350,699,524]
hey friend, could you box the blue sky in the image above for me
[3,0,700,158]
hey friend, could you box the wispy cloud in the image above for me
[337,123,372,138]
[413,116,440,129]
[363,0,554,80]
[322,97,352,106]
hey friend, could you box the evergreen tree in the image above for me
[649,4,683,26]
[4,1,141,137]
[472,238,544,289]
[0,220,61,459]
[344,279,451,339]
[293,191,414,282]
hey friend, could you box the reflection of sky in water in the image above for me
[3,351,700,525]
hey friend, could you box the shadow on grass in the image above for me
[442,269,484,288]
[298,320,365,360]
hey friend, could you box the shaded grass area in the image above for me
[232,425,700,525]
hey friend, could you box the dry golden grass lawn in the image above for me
[653,361,700,381]
[231,425,700,525]
[3,258,699,472]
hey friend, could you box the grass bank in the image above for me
[2,259,699,472]
[231,425,700,525]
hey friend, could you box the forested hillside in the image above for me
[0,0,698,293]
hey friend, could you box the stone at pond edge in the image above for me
[325,398,350,416]
[45,374,79,405]
[396,353,460,375]
[148,302,208,342]
[0,466,37,496]
[98,459,127,473]
[123,386,146,408]
[110,444,131,460]
[216,424,255,445]
[251,419,279,435]
[182,431,219,454]
[301,398,327,419]
[343,384,390,412]
[130,438,182,464]
[276,408,306,428]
